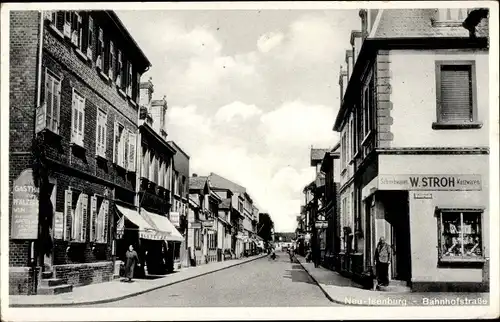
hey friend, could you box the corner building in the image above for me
[9,10,151,294]
[334,8,489,291]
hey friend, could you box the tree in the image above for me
[257,213,274,242]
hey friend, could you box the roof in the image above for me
[167,141,190,159]
[208,173,246,193]
[189,176,207,190]
[373,9,488,39]
[310,148,330,166]
[107,11,151,72]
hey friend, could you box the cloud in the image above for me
[257,31,284,53]
[214,101,263,123]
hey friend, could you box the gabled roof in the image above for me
[310,148,330,167]
[167,141,190,159]
[189,176,208,191]
[208,172,246,193]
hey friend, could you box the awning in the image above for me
[141,208,184,242]
[116,205,160,240]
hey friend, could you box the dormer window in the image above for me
[434,8,470,26]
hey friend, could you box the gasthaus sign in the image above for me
[11,169,40,239]
[378,174,482,191]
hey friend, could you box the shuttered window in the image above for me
[436,61,477,125]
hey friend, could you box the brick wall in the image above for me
[376,50,394,147]
[9,11,41,267]
[9,267,41,295]
[54,261,114,287]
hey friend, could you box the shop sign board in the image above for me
[53,211,64,240]
[202,220,214,228]
[170,212,180,227]
[11,169,39,239]
[379,174,481,191]
[315,221,328,228]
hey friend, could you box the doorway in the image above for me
[383,191,412,283]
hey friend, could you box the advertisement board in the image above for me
[11,169,39,239]
[169,211,180,227]
[378,174,482,191]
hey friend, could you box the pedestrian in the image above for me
[374,237,391,288]
[124,244,140,282]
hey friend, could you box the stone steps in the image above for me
[39,270,73,295]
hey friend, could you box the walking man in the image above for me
[374,237,391,287]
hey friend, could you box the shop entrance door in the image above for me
[385,191,412,283]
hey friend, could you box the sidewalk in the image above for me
[10,254,266,307]
[296,256,490,306]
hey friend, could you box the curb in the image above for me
[10,254,267,307]
[295,258,346,305]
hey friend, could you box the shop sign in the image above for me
[53,211,64,240]
[315,221,328,229]
[413,192,433,200]
[11,170,39,239]
[35,104,46,134]
[202,220,214,228]
[191,222,202,229]
[379,174,481,191]
[170,212,180,227]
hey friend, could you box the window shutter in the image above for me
[109,41,115,78]
[64,190,72,241]
[45,74,53,129]
[121,128,129,168]
[128,130,136,172]
[81,194,88,242]
[72,194,81,241]
[56,11,65,31]
[440,65,473,122]
[79,97,85,145]
[90,196,97,242]
[87,16,93,49]
[54,80,61,133]
[113,122,119,163]
[101,113,107,156]
[71,91,78,143]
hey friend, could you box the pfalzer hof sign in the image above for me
[378,174,482,191]
[11,169,39,239]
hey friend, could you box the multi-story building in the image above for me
[9,10,151,295]
[333,8,489,291]
[318,144,341,271]
[167,141,190,268]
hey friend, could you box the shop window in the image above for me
[194,228,202,250]
[438,208,484,263]
[64,189,88,242]
[434,61,480,129]
[90,196,109,243]
[95,109,107,158]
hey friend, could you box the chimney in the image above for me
[359,9,368,39]
[345,49,353,80]
[339,66,348,107]
[140,77,154,108]
[350,30,363,64]
[151,96,168,137]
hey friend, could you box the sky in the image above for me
[117,9,361,232]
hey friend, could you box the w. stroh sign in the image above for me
[11,169,39,239]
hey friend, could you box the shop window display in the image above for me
[439,210,483,261]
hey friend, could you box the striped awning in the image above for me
[116,205,160,240]
[142,208,184,242]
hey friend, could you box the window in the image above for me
[435,8,470,25]
[108,40,115,80]
[90,196,109,243]
[341,132,347,169]
[96,27,104,70]
[42,69,61,134]
[116,50,124,88]
[174,172,179,195]
[71,89,85,147]
[87,15,94,58]
[112,125,136,170]
[434,61,479,129]
[438,209,483,262]
[96,109,107,158]
[159,160,165,188]
[126,62,133,97]
[142,147,149,179]
[194,228,201,250]
[70,12,83,49]
[64,190,88,242]
[350,116,355,159]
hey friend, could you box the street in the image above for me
[93,252,339,307]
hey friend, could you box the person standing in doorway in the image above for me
[124,245,140,282]
[374,237,391,287]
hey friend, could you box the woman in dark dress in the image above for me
[124,245,140,282]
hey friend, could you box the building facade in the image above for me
[333,8,489,291]
[9,10,151,295]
